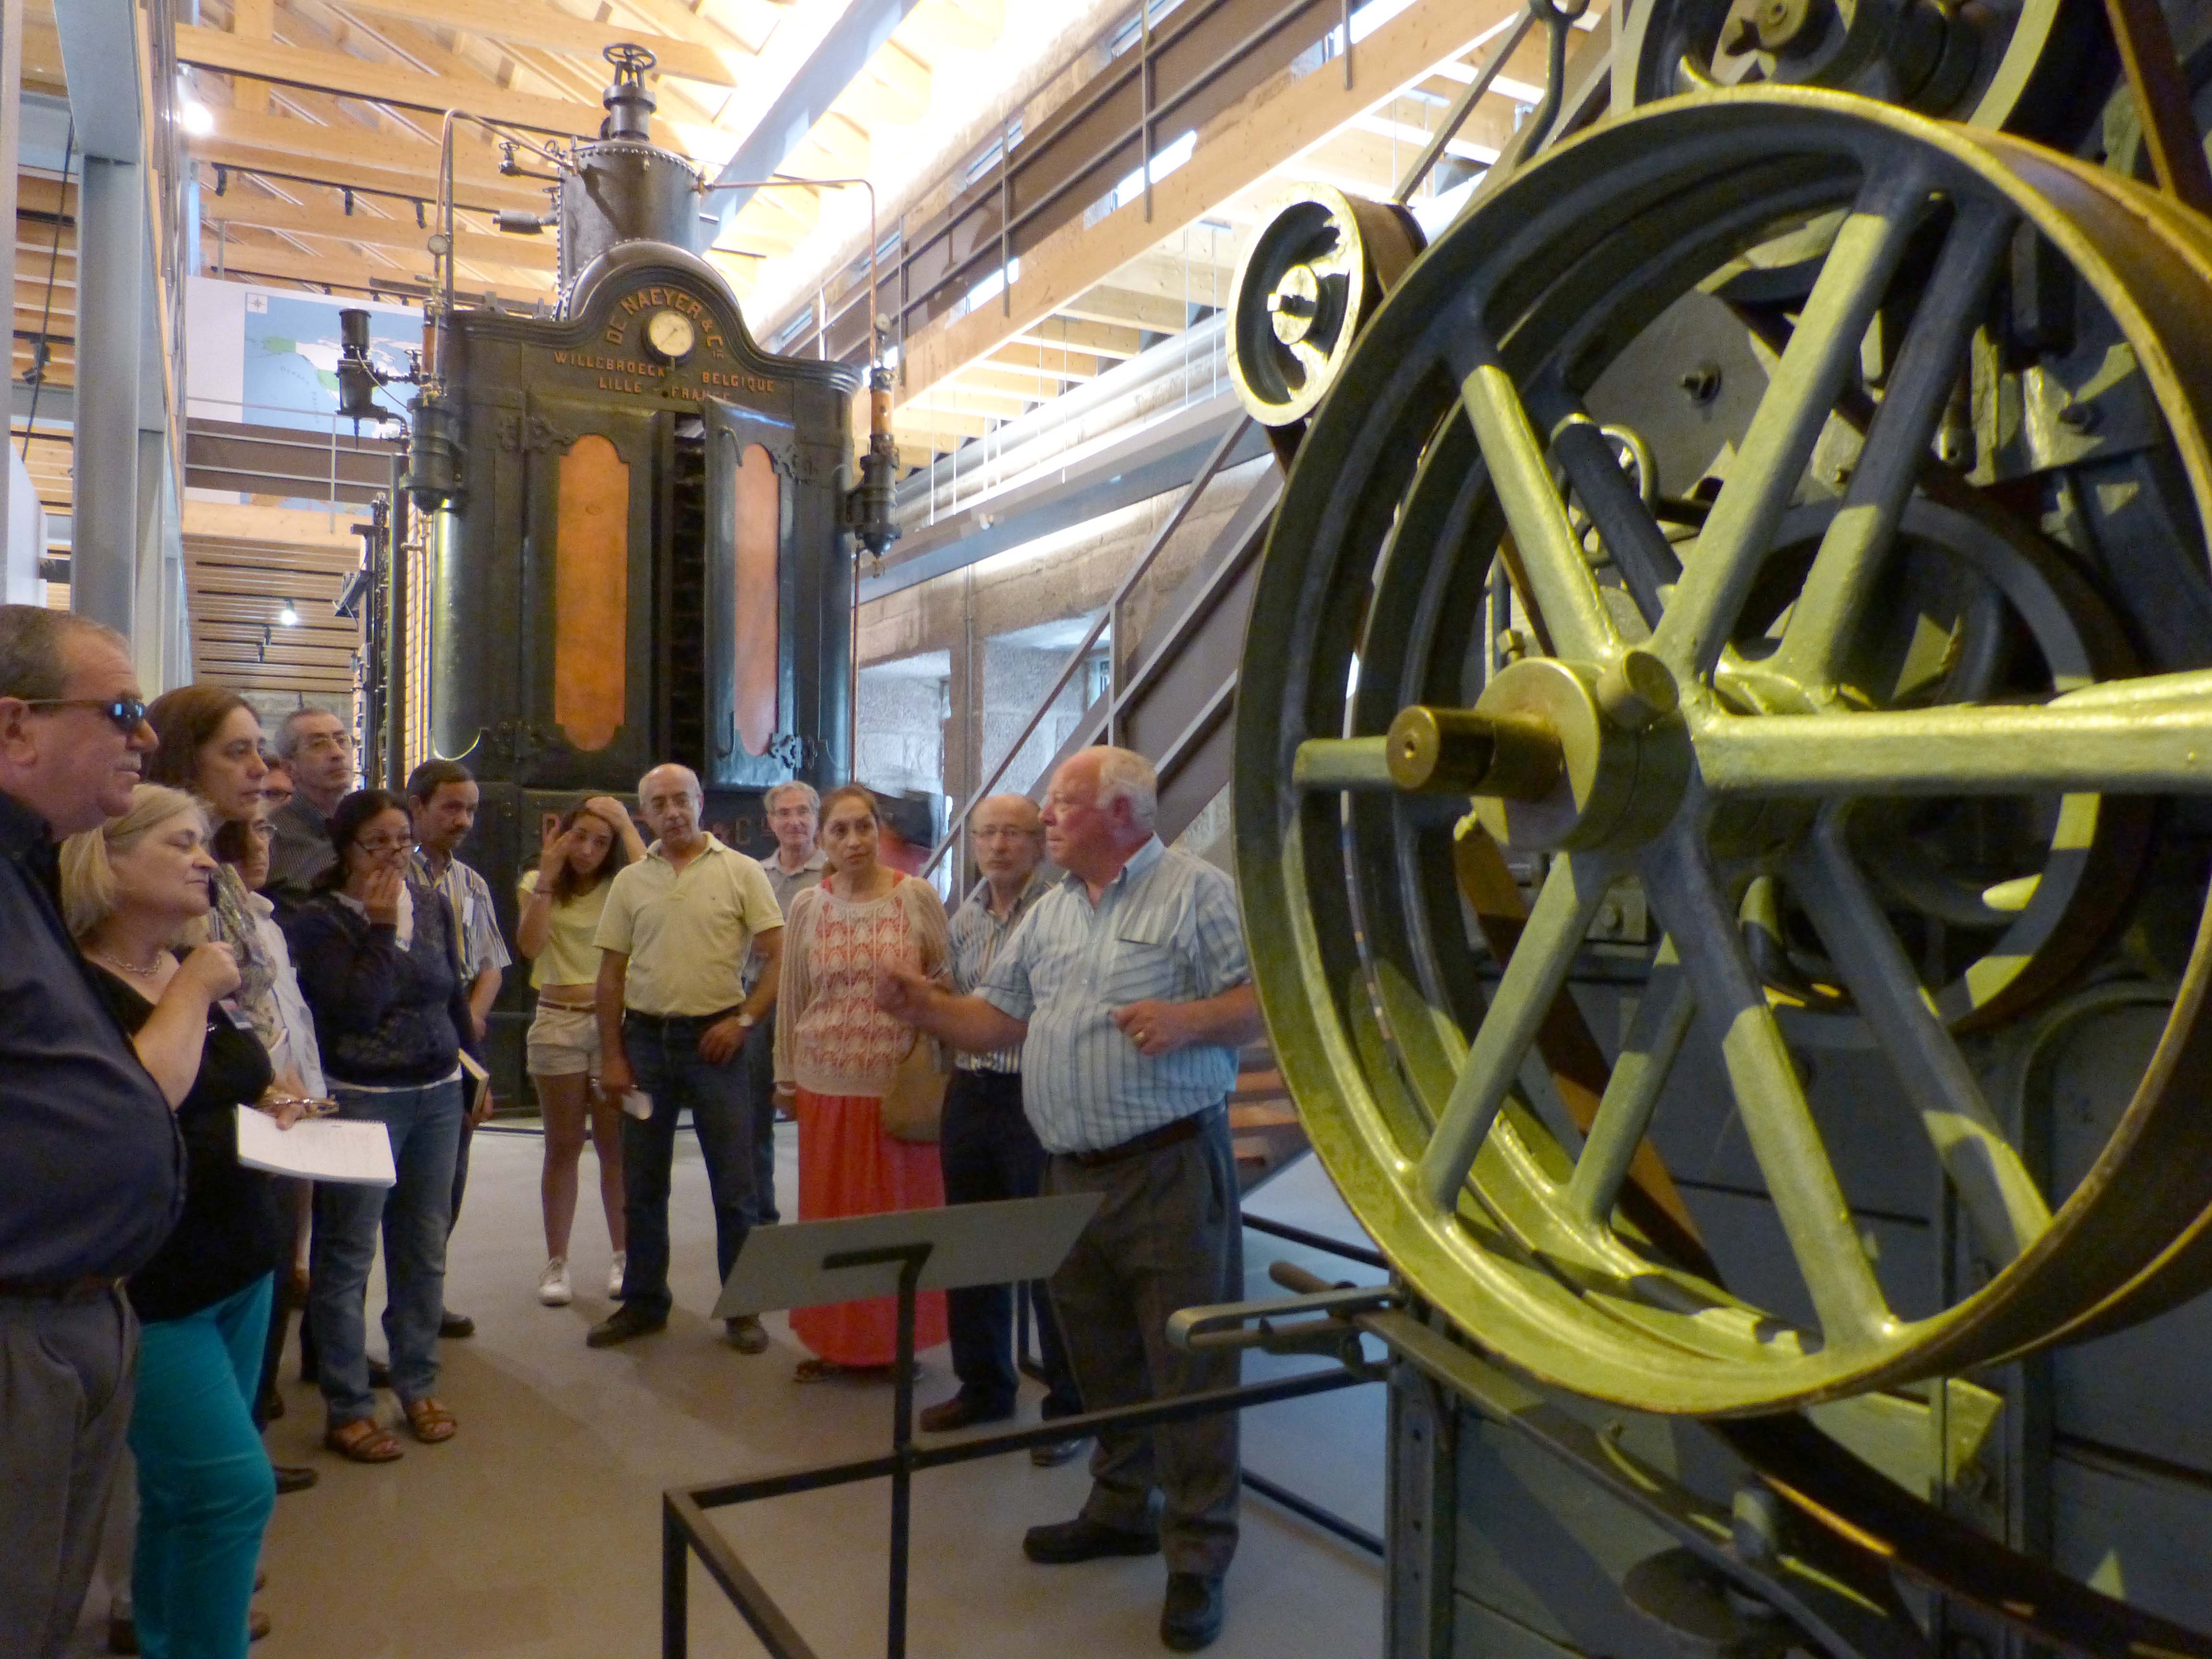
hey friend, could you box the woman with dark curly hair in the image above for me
[282,789,480,1461]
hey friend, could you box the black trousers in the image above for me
[939,1069,1081,1416]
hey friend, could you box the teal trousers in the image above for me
[128,1274,276,1659]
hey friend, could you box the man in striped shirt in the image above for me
[916,794,1084,1465]
[877,747,1262,1654]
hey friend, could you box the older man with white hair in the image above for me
[588,764,784,1352]
[878,745,1262,1653]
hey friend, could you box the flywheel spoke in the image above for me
[1445,312,1620,661]
[1415,851,1618,1211]
[1563,936,1694,1229]
[1789,816,2053,1264]
[1644,831,1894,1346]
[1650,165,1937,679]
[1771,203,2016,690]
[1696,693,2212,797]
[1533,392,1682,627]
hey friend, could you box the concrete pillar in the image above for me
[71,156,144,641]
[0,0,21,566]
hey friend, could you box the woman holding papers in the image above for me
[283,789,481,1462]
[62,784,313,1659]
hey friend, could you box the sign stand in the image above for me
[712,1193,1102,1659]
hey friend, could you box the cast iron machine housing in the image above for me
[378,45,873,1094]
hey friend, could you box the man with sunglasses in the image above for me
[0,606,204,1656]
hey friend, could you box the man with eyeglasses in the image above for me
[742,781,829,1225]
[0,606,203,1656]
[266,706,356,896]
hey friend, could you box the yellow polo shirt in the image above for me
[592,835,783,1017]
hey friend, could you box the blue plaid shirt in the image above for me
[977,838,1250,1154]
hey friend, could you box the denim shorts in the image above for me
[526,1003,601,1078]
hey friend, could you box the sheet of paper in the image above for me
[235,1108,397,1187]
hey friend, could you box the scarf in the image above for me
[208,862,284,1053]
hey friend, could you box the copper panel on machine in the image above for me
[732,441,781,757]
[554,434,630,753]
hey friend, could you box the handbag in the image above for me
[881,1029,951,1143]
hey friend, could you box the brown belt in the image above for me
[1065,1107,1221,1170]
[0,1274,125,1304]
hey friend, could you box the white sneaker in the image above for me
[538,1257,573,1307]
[607,1252,627,1298]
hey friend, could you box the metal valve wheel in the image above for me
[1615,0,2105,140]
[1237,88,2212,1416]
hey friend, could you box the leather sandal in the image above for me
[324,1418,403,1462]
[402,1396,458,1443]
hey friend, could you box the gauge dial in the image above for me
[644,308,697,363]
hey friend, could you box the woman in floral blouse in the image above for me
[774,783,952,1378]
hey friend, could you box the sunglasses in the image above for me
[21,697,150,733]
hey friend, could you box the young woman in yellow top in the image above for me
[516,796,646,1308]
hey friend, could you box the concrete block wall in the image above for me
[854,454,1275,820]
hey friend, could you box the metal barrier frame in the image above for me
[661,1214,1390,1659]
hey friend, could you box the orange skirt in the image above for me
[789,1088,950,1366]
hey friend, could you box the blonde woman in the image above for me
[63,785,310,1659]
[774,784,952,1378]
[516,796,645,1306]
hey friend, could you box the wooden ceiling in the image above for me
[10,0,1552,697]
[170,0,1010,313]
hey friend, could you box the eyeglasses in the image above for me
[20,697,149,733]
[355,835,412,854]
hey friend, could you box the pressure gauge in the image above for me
[644,308,697,362]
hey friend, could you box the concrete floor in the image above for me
[119,1124,1388,1658]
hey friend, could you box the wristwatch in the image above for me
[736,1012,757,1029]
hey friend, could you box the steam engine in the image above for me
[370,47,881,1093]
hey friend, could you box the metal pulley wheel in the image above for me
[1615,0,2106,138]
[1226,187,1425,433]
[1237,87,2212,1416]
[1730,497,2152,1031]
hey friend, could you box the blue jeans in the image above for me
[619,1014,757,1320]
[312,1078,464,1422]
[130,1275,276,1659]
[742,1010,780,1223]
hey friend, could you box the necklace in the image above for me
[89,947,166,980]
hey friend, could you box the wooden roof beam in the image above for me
[300,0,741,88]
[202,191,558,270]
[1050,285,1190,333]
[199,240,550,306]
[175,24,637,141]
[1015,317,1142,360]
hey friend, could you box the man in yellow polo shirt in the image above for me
[588,763,783,1352]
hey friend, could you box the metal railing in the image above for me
[661,1212,1392,1659]
[919,410,1256,881]
[765,0,1358,371]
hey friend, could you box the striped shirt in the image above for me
[948,870,1049,1074]
[976,838,1250,1154]
[411,849,512,981]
